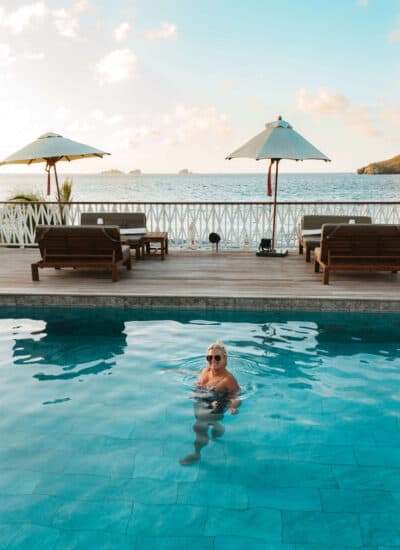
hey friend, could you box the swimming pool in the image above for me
[0,307,399,549]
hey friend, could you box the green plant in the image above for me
[60,177,73,202]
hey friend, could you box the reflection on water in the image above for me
[4,308,400,389]
[11,310,127,381]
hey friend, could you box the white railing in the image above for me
[1,201,400,249]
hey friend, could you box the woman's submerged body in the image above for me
[180,341,241,465]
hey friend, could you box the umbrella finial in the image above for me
[278,115,282,120]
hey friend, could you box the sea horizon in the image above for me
[0,172,399,203]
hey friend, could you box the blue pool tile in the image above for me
[0,523,60,550]
[214,538,294,550]
[0,445,72,474]
[320,488,399,513]
[128,502,207,537]
[133,454,198,481]
[33,472,115,501]
[260,460,337,488]
[0,494,60,526]
[64,446,135,477]
[136,536,213,550]
[54,529,136,549]
[360,512,400,546]
[205,507,281,542]
[248,487,321,511]
[354,445,400,468]
[295,545,376,550]
[53,499,132,533]
[177,480,248,509]
[287,444,356,465]
[0,468,43,495]
[332,465,400,491]
[108,477,178,505]
[282,510,362,546]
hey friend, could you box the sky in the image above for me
[0,0,399,174]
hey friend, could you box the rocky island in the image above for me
[101,169,124,175]
[357,154,400,174]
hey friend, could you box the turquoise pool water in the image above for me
[0,307,399,549]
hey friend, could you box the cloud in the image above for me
[382,107,400,127]
[91,110,122,125]
[0,2,47,33]
[53,8,79,38]
[357,0,368,6]
[0,43,13,65]
[143,22,177,40]
[95,49,137,83]
[114,22,131,42]
[296,87,349,117]
[348,106,382,137]
[55,106,72,121]
[388,17,400,43]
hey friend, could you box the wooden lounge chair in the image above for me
[298,215,372,262]
[81,212,147,258]
[314,223,400,284]
[31,225,131,282]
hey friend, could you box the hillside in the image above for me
[357,154,400,174]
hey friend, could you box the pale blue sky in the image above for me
[0,0,399,173]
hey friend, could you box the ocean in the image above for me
[0,172,399,203]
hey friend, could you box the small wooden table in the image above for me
[141,232,168,260]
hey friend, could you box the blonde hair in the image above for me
[207,340,227,357]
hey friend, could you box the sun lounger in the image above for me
[31,225,131,282]
[298,215,372,262]
[81,212,147,258]
[314,223,400,284]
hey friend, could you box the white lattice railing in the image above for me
[1,201,400,249]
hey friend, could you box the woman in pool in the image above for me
[180,340,241,465]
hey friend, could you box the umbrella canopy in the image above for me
[0,132,110,199]
[226,116,330,252]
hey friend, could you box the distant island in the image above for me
[178,168,191,174]
[101,169,124,175]
[357,154,400,174]
[100,169,142,175]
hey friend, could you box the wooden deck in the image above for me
[1,247,399,311]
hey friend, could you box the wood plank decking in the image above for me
[0,247,399,311]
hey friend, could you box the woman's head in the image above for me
[206,340,227,368]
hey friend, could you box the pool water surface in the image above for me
[0,307,399,549]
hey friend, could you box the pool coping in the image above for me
[1,292,400,312]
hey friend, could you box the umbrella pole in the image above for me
[271,159,280,250]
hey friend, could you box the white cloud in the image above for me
[357,0,368,6]
[91,110,122,125]
[55,106,72,121]
[23,51,44,61]
[296,87,349,117]
[0,43,12,64]
[0,2,46,33]
[95,49,137,83]
[388,17,400,43]
[53,8,79,38]
[73,0,91,14]
[114,22,131,42]
[143,22,177,41]
[382,107,400,127]
[348,106,382,137]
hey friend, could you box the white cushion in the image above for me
[301,229,321,237]
[119,227,147,235]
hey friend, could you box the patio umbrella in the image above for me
[0,132,110,201]
[226,116,330,255]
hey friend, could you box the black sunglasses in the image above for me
[206,354,222,362]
